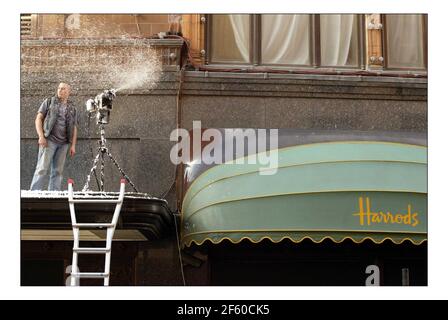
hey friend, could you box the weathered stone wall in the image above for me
[20,68,427,286]
[23,14,172,39]
[20,69,427,213]
[180,72,427,132]
[135,240,185,285]
[20,71,180,212]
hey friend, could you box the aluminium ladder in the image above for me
[67,178,126,286]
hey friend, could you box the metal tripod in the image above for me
[82,124,139,193]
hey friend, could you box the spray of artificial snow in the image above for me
[21,38,162,93]
[20,25,164,193]
[110,50,162,92]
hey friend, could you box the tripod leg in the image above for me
[86,125,139,193]
[82,151,101,192]
[100,150,105,192]
[92,168,101,191]
[106,151,139,193]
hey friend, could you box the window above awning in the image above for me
[181,141,427,247]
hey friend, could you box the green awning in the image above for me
[181,141,427,247]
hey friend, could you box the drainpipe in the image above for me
[175,66,185,212]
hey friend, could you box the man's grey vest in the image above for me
[42,96,77,144]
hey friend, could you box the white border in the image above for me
[2,0,446,300]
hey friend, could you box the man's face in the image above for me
[57,83,71,101]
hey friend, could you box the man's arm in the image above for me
[35,112,47,147]
[70,126,77,157]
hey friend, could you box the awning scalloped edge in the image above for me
[182,234,427,248]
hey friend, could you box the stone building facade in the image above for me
[20,14,427,285]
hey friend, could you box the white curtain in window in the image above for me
[211,15,250,63]
[262,15,311,65]
[386,15,424,68]
[229,15,250,62]
[320,14,358,66]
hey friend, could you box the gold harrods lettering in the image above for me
[353,197,419,227]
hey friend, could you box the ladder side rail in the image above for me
[111,179,126,227]
[103,227,114,286]
[68,179,80,286]
[103,180,126,286]
[67,179,77,224]
[70,228,80,286]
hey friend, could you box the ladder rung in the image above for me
[70,199,121,204]
[73,247,111,254]
[73,223,114,228]
[71,272,109,279]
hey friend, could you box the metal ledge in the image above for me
[21,192,173,241]
[184,70,428,84]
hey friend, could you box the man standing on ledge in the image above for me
[30,82,78,191]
